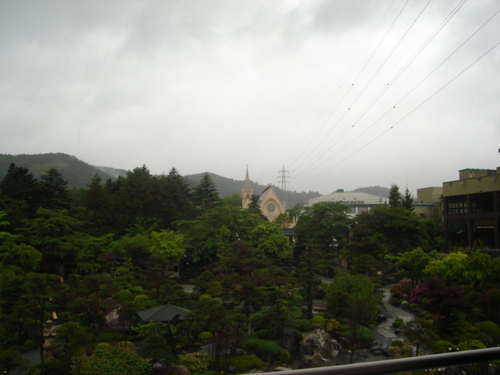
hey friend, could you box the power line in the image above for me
[289,0,399,174]
[299,37,500,183]
[295,2,498,180]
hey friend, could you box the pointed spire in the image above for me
[244,165,252,193]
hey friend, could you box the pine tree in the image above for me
[39,168,71,210]
[192,172,220,211]
[388,184,402,207]
[402,187,415,211]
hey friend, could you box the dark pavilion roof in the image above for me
[137,304,190,322]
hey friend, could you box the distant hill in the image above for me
[0,153,127,189]
[0,153,324,207]
[352,186,390,198]
[185,172,321,209]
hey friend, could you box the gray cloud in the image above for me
[0,0,498,194]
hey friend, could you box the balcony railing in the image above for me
[261,347,500,375]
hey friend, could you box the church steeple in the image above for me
[242,165,253,209]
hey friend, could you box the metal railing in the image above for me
[262,347,500,375]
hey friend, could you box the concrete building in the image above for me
[442,167,500,250]
[305,189,387,217]
[414,187,443,219]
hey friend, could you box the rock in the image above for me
[280,328,301,358]
[300,328,335,366]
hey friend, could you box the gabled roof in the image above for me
[137,304,190,322]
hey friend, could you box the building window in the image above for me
[447,196,467,215]
[471,192,494,213]
[267,203,276,212]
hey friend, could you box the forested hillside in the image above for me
[0,154,320,207]
[185,172,321,208]
[0,153,126,189]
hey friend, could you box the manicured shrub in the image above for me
[140,333,177,364]
[100,332,114,342]
[116,289,133,301]
[255,329,271,339]
[311,315,326,326]
[391,340,404,347]
[198,331,213,341]
[180,352,213,374]
[230,354,265,372]
[479,321,500,337]
[242,338,284,359]
[24,339,36,350]
[345,326,372,344]
[130,286,144,294]
[458,340,486,351]
[433,340,454,353]
[277,349,291,364]
[392,318,404,328]
[295,319,312,332]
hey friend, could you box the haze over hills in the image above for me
[0,153,389,207]
[0,153,128,189]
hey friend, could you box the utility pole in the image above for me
[278,165,290,209]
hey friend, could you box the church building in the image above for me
[241,167,286,222]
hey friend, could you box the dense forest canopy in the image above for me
[0,160,498,375]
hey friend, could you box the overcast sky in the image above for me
[1,1,499,195]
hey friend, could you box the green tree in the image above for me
[295,247,323,319]
[0,163,41,228]
[215,240,270,316]
[139,333,177,364]
[149,230,185,263]
[21,208,84,271]
[0,238,42,272]
[148,230,185,299]
[250,221,292,259]
[351,206,433,256]
[424,250,494,292]
[0,349,30,375]
[388,247,438,287]
[54,321,93,371]
[159,168,195,229]
[179,204,259,263]
[39,168,72,211]
[75,234,114,275]
[192,172,220,212]
[389,184,402,207]
[327,277,373,361]
[402,187,415,211]
[326,270,379,326]
[352,254,377,276]
[403,318,436,356]
[73,345,151,375]
[295,202,352,263]
[22,273,61,372]
[82,173,111,235]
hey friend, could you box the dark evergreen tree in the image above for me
[294,202,352,259]
[402,187,415,211]
[82,174,110,235]
[160,168,195,229]
[388,183,402,207]
[192,172,220,212]
[0,163,41,228]
[39,168,71,210]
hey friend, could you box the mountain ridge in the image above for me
[0,153,388,207]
